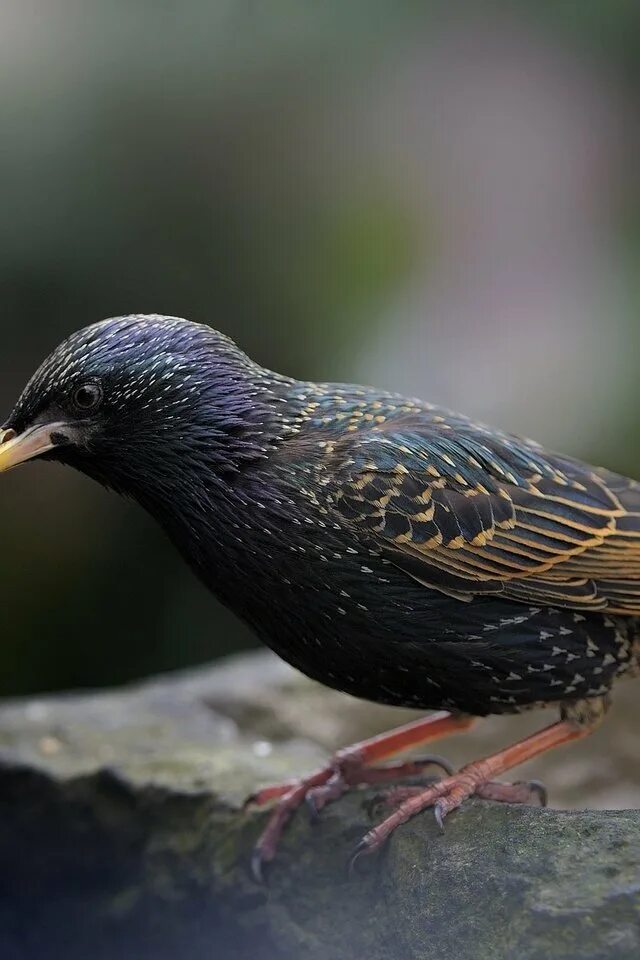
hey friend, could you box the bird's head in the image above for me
[0,314,275,507]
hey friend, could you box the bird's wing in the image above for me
[324,413,640,614]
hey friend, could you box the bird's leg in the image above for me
[248,711,475,880]
[350,717,592,869]
[247,711,474,808]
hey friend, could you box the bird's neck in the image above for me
[138,445,306,616]
[119,370,299,593]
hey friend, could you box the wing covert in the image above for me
[325,414,640,614]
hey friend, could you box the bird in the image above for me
[1,313,639,880]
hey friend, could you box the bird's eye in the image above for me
[72,383,102,412]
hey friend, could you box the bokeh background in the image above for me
[1,1,640,701]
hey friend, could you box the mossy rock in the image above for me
[0,652,638,960]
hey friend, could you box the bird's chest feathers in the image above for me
[165,475,388,641]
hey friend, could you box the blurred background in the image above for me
[1,1,639,706]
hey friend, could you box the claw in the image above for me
[305,792,321,823]
[250,847,269,885]
[433,801,446,832]
[347,838,370,878]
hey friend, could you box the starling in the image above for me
[1,314,639,878]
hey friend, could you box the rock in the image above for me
[0,650,638,960]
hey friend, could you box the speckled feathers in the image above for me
[5,314,640,716]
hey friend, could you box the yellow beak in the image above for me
[0,423,67,473]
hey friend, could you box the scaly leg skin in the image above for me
[248,711,476,882]
[349,718,592,874]
[374,778,547,812]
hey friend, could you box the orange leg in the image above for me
[249,711,475,881]
[350,719,590,871]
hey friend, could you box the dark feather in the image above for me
[5,315,640,716]
[324,409,640,615]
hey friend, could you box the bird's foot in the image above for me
[369,776,547,812]
[247,752,453,883]
[350,767,548,873]
[249,715,575,881]
[305,753,455,817]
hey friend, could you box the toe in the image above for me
[475,779,548,806]
[513,779,548,807]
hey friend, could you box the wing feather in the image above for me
[325,410,640,615]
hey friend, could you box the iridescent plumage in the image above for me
[4,314,639,717]
[3,314,639,872]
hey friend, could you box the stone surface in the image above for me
[0,650,638,960]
